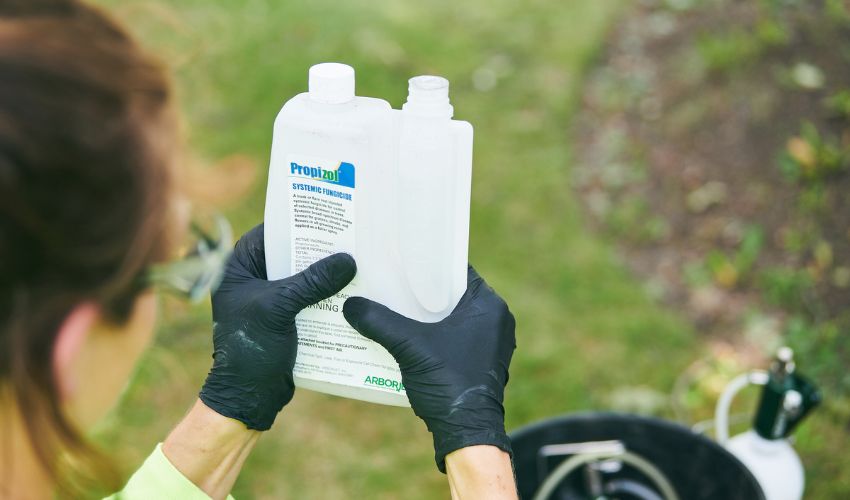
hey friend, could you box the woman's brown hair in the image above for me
[0,0,176,494]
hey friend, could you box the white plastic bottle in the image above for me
[395,76,473,321]
[726,430,804,500]
[264,64,472,406]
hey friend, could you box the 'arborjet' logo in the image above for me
[364,375,405,392]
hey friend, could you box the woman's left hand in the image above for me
[199,223,356,430]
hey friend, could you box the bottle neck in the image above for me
[404,75,454,118]
[402,100,453,119]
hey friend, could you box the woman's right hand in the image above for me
[342,265,517,473]
[199,224,356,431]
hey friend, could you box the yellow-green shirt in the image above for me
[105,444,235,500]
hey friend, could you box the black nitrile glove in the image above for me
[342,265,516,472]
[199,224,356,430]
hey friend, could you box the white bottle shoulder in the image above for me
[276,93,390,123]
[451,118,473,134]
[273,94,392,143]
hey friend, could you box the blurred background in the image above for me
[91,0,849,497]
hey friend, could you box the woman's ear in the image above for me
[52,303,100,401]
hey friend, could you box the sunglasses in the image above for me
[144,214,233,302]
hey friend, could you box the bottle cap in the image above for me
[308,63,355,104]
[774,346,795,375]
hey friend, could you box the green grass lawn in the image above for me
[89,0,712,497]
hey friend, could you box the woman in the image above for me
[0,1,517,498]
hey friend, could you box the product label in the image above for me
[287,154,405,397]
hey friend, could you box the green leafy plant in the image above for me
[605,196,668,243]
[825,89,850,119]
[780,121,850,181]
[759,266,815,310]
[696,30,762,75]
[754,17,791,47]
[825,0,850,26]
[785,316,850,393]
[704,226,765,288]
